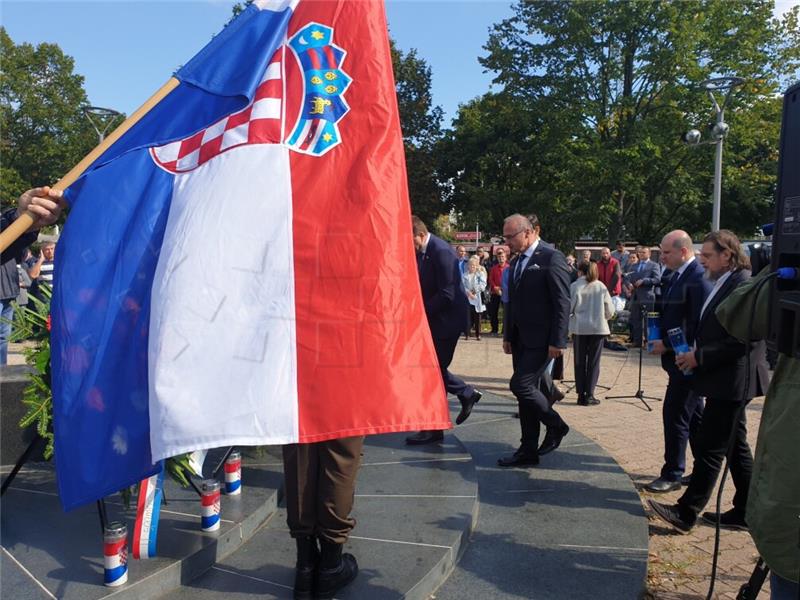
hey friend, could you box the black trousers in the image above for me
[468,307,482,339]
[510,346,566,453]
[573,334,604,398]
[487,294,502,333]
[660,375,704,481]
[676,398,753,522]
[435,334,474,400]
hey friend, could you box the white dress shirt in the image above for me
[700,270,732,320]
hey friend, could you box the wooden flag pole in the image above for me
[0,77,181,254]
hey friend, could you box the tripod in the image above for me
[606,308,661,411]
[561,379,609,395]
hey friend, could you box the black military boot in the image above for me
[316,538,358,599]
[293,535,319,600]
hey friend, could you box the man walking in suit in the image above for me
[625,245,662,347]
[646,230,712,493]
[499,213,571,467]
[648,230,754,532]
[406,216,482,445]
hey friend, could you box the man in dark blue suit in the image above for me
[498,214,571,466]
[646,230,712,493]
[406,217,482,445]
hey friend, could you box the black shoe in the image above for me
[700,509,748,531]
[604,340,628,352]
[405,430,444,445]
[456,390,482,425]
[538,423,569,456]
[644,477,681,493]
[647,500,694,534]
[681,474,692,486]
[316,540,358,599]
[578,395,600,406]
[497,448,540,467]
[293,536,319,600]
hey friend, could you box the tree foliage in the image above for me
[0,28,101,208]
[442,0,800,247]
[391,41,444,225]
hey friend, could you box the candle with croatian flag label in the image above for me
[667,327,693,375]
[224,451,242,495]
[646,312,661,352]
[200,480,221,532]
[103,522,128,587]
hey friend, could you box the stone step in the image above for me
[160,432,479,599]
[433,392,650,600]
[161,394,649,599]
[0,447,283,600]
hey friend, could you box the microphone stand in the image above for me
[606,309,661,411]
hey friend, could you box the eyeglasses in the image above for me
[502,229,526,240]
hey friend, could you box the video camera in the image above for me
[767,81,800,359]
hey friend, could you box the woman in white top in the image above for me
[569,260,615,406]
[462,256,487,340]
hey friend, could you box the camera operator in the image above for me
[715,266,800,599]
[648,231,754,533]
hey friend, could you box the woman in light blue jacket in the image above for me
[462,256,487,340]
[569,260,615,406]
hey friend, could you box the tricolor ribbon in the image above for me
[132,467,165,559]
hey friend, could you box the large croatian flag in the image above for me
[51,0,449,510]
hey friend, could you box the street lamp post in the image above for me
[682,76,744,232]
[83,105,122,144]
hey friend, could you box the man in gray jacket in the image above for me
[624,245,661,347]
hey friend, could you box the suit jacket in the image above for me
[691,269,754,400]
[658,259,712,377]
[417,234,469,340]
[625,259,662,304]
[503,240,571,350]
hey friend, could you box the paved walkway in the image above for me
[449,335,767,600]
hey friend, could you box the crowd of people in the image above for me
[0,189,61,365]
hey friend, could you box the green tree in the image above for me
[391,41,444,224]
[470,0,800,244]
[438,91,606,249]
[0,28,98,208]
